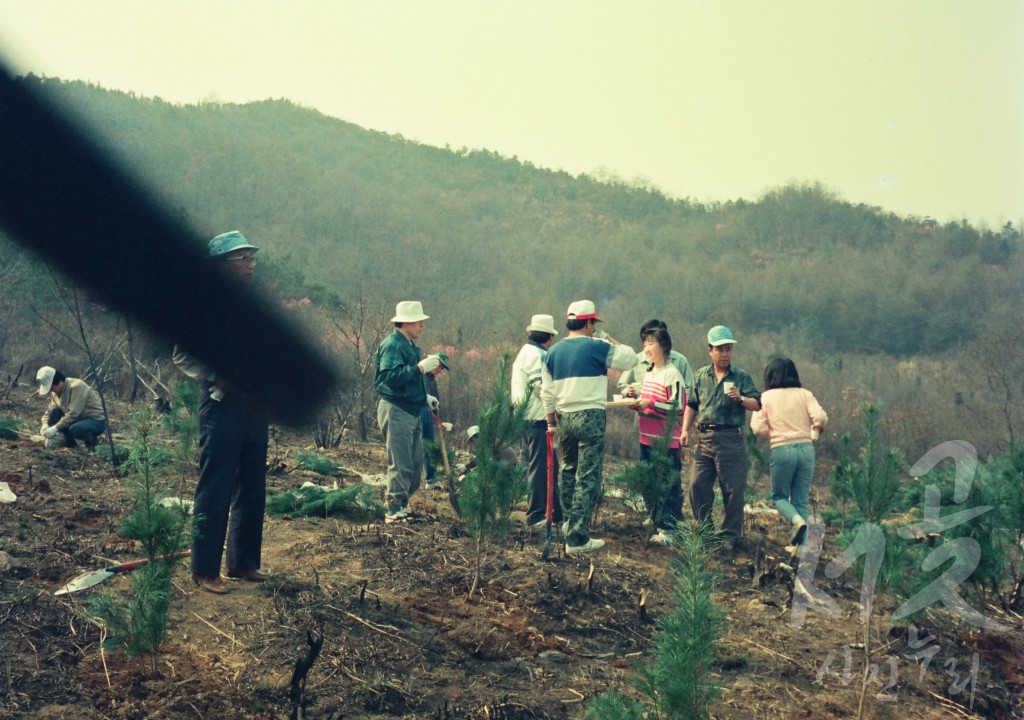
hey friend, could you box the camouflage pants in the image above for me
[557,409,606,547]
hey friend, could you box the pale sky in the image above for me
[2,1,1022,227]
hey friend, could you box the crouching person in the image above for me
[36,366,107,451]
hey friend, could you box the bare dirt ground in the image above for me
[1,396,1021,719]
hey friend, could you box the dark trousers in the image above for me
[191,392,269,577]
[419,405,436,481]
[688,427,747,541]
[522,420,562,525]
[47,407,106,447]
[639,444,683,531]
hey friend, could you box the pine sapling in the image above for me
[829,403,910,720]
[587,519,723,720]
[610,401,681,532]
[162,377,199,487]
[828,432,856,528]
[458,353,529,596]
[89,407,190,676]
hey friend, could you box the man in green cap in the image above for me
[680,325,761,553]
[173,230,269,594]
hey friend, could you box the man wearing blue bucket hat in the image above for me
[173,230,269,594]
[681,325,761,554]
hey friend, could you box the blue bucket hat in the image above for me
[208,230,259,258]
[707,325,736,346]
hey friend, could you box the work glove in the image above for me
[427,394,440,412]
[43,425,59,439]
[418,355,441,374]
[40,422,49,435]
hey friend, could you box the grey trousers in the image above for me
[377,399,423,513]
[688,427,747,542]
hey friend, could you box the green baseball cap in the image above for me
[707,325,736,346]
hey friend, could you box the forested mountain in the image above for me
[13,75,1020,357]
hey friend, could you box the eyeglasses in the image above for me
[224,254,257,264]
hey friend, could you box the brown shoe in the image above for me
[192,574,230,594]
[226,569,269,582]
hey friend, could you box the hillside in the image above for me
[10,74,1021,357]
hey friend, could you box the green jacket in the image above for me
[374,329,427,416]
[687,364,760,428]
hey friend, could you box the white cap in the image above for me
[36,366,56,396]
[566,300,602,322]
[467,425,480,440]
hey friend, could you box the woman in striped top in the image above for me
[629,328,686,545]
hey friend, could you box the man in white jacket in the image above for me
[511,314,562,528]
[541,300,638,555]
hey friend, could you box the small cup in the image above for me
[722,381,735,394]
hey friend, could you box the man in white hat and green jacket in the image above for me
[374,301,445,523]
[511,314,563,528]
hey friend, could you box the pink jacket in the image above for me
[750,387,827,449]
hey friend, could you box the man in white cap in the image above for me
[374,301,445,523]
[541,300,638,554]
[511,314,563,528]
[680,325,761,553]
[173,230,270,594]
[36,366,107,450]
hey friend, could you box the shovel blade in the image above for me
[53,569,113,595]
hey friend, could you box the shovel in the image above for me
[432,410,452,476]
[541,428,556,561]
[53,550,191,595]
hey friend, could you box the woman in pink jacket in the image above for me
[750,357,827,553]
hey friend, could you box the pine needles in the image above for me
[88,407,190,676]
[587,520,723,719]
[266,484,383,520]
[0,417,21,440]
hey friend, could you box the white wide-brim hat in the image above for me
[391,301,430,323]
[526,314,558,335]
[36,366,56,396]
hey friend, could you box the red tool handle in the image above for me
[103,549,191,574]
